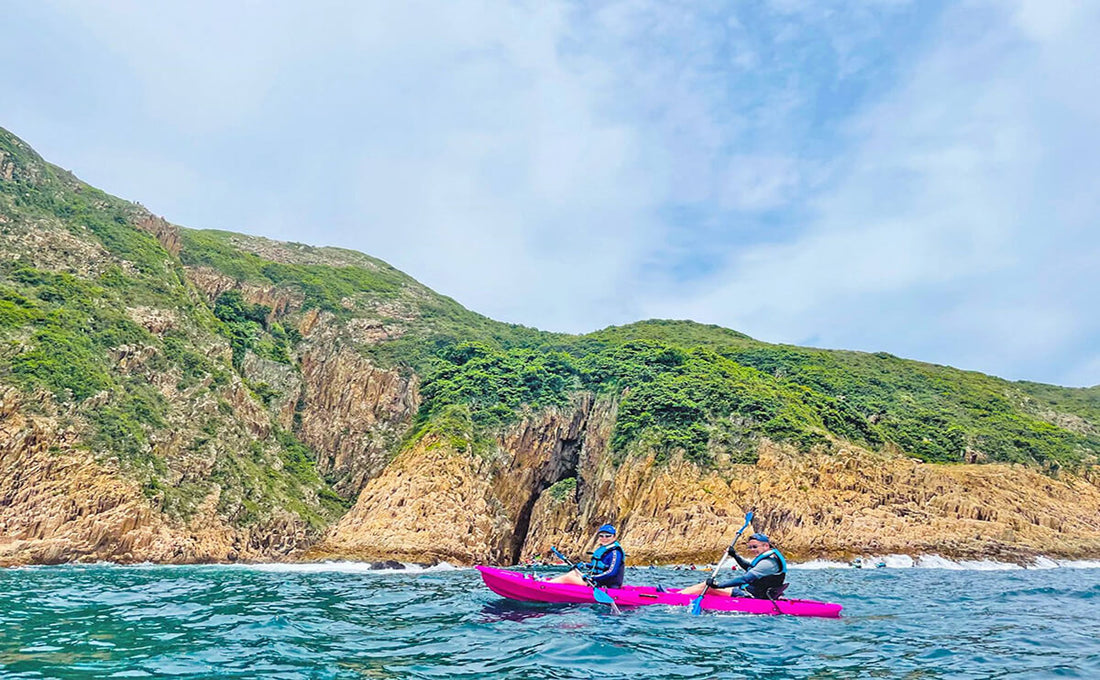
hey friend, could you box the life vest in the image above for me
[591,541,621,561]
[588,541,625,587]
[745,548,787,599]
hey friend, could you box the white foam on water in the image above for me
[882,554,915,568]
[1055,559,1100,569]
[419,562,463,572]
[913,555,1027,570]
[1029,556,1060,570]
[789,560,850,570]
[782,555,1100,571]
[956,560,1024,571]
[786,555,1025,570]
[913,555,964,569]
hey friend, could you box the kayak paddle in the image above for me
[691,510,754,615]
[551,546,621,614]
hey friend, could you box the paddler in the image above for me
[680,533,787,599]
[547,524,625,588]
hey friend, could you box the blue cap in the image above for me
[597,524,616,536]
[749,533,770,543]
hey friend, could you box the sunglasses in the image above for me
[597,533,613,538]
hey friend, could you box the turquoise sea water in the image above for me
[1,562,1098,679]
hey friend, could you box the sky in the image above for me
[2,0,1098,387]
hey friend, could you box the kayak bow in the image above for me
[475,566,841,618]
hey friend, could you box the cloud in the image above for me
[650,0,1100,385]
[718,155,805,211]
[3,0,1096,385]
[5,0,669,330]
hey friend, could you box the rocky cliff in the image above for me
[310,396,593,564]
[313,396,1100,565]
[0,387,314,565]
[2,124,1099,568]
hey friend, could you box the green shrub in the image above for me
[12,324,111,400]
[0,287,42,328]
[419,342,578,427]
[546,477,577,501]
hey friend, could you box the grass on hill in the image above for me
[4,125,1097,479]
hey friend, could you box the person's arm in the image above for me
[727,542,753,570]
[709,556,780,589]
[588,550,622,583]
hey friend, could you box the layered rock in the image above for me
[311,395,1100,566]
[308,397,594,563]
[183,268,419,496]
[523,443,1100,564]
[0,387,311,566]
[296,341,419,494]
[134,213,181,256]
[184,265,304,319]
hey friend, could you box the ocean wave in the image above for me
[882,554,915,568]
[789,560,850,570]
[913,556,1100,570]
[788,555,1100,571]
[918,555,1024,570]
[1052,559,1100,569]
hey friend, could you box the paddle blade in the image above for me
[690,594,704,615]
[592,587,621,614]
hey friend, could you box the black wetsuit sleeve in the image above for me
[733,553,752,571]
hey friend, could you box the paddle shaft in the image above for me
[551,546,621,614]
[691,511,754,612]
[551,546,595,583]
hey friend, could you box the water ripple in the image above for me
[1,564,1098,678]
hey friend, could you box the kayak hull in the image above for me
[475,566,842,618]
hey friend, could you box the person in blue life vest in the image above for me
[680,533,787,599]
[547,524,625,588]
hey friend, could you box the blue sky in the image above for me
[3,0,1098,386]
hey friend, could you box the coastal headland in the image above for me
[2,127,1098,568]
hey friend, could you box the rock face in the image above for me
[185,266,304,318]
[134,213,181,256]
[0,388,311,566]
[314,395,1100,566]
[296,341,419,495]
[309,397,592,563]
[539,442,1100,564]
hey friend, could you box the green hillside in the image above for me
[0,128,347,528]
[1,121,1097,521]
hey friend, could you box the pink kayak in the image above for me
[476,566,842,618]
